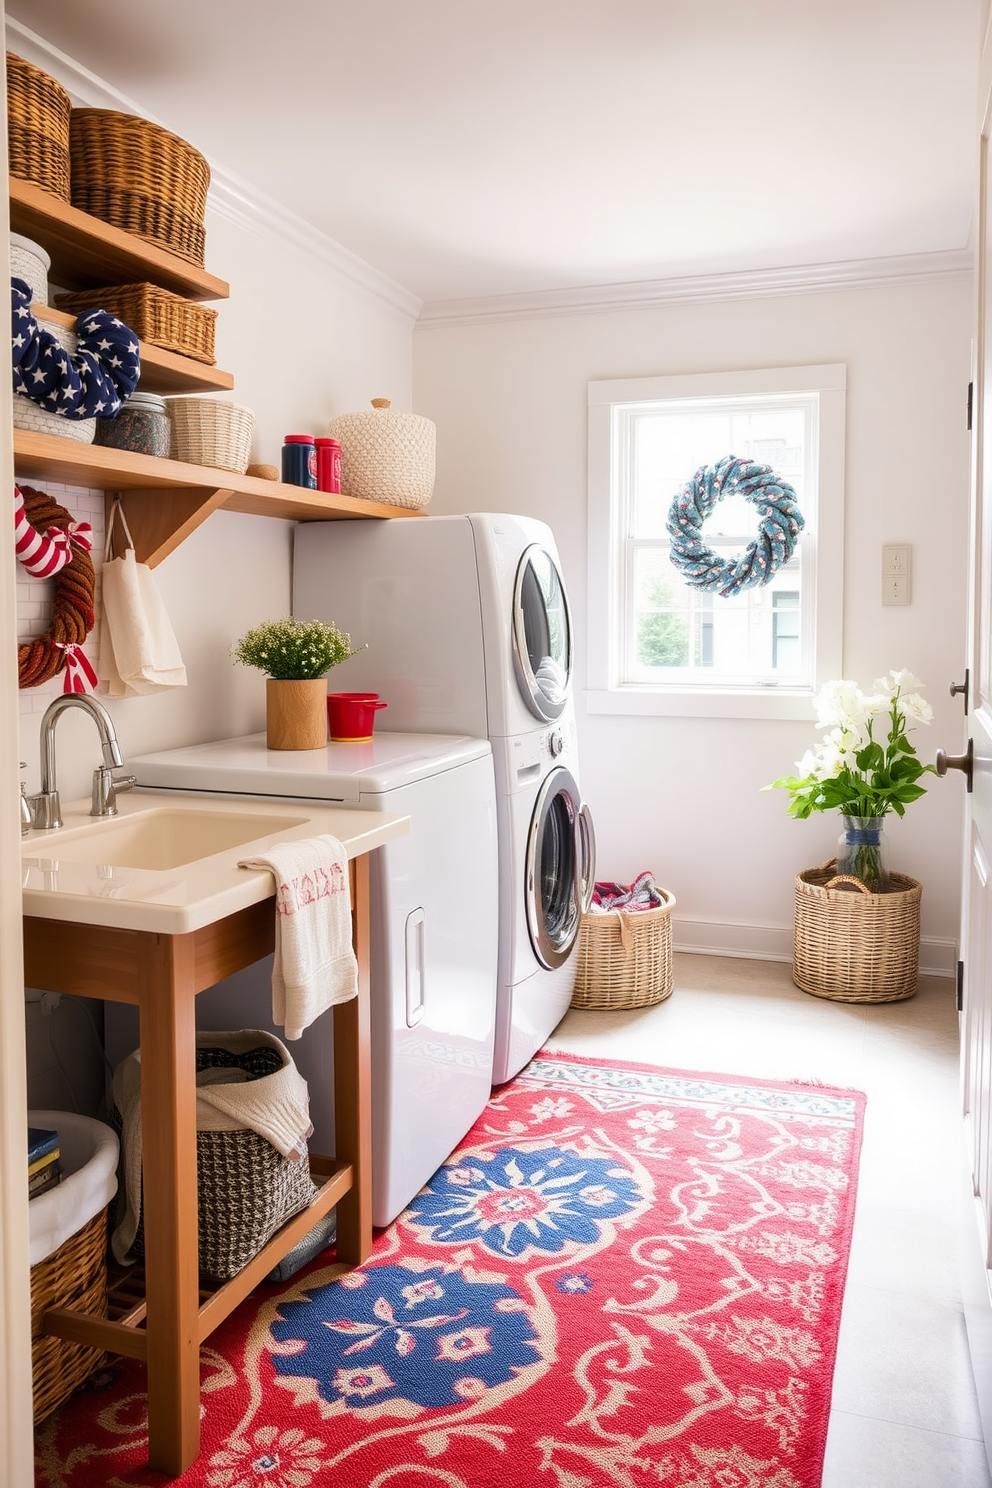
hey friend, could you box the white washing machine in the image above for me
[293,513,595,1083]
[123,731,498,1226]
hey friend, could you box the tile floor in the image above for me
[545,952,992,1488]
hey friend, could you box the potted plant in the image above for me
[766,668,936,890]
[233,617,360,750]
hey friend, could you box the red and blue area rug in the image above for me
[35,1051,865,1488]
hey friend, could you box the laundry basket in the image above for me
[112,1030,318,1282]
[28,1110,119,1424]
[793,862,921,1003]
[571,887,676,1010]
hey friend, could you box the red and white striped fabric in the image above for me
[13,484,93,577]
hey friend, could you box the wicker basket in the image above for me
[31,1208,108,1424]
[168,396,253,473]
[10,232,51,305]
[7,52,71,202]
[328,398,436,509]
[56,282,217,365]
[793,862,921,1004]
[12,318,96,444]
[69,109,210,267]
[571,889,676,1010]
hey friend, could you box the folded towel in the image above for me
[239,834,358,1039]
[99,500,187,697]
[111,1029,313,1266]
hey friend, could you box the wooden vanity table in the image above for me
[21,794,409,1475]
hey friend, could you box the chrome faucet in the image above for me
[27,695,135,830]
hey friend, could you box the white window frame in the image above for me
[586,364,846,720]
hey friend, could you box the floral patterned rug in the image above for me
[34,1052,865,1488]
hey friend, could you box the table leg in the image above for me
[138,932,201,1474]
[334,853,373,1264]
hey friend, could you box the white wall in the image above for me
[414,276,972,970]
[17,198,414,808]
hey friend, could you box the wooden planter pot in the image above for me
[265,677,327,750]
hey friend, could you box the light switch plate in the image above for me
[882,573,911,605]
[882,544,912,604]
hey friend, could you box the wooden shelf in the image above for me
[32,300,235,397]
[14,428,421,567]
[10,176,229,303]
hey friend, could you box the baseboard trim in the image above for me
[672,915,956,979]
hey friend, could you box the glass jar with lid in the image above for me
[94,391,171,458]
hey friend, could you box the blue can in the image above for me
[282,434,317,488]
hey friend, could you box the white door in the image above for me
[948,39,992,1457]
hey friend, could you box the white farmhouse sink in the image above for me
[31,807,309,871]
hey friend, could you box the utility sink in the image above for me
[21,789,411,935]
[29,807,310,871]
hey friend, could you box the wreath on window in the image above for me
[667,455,804,598]
[16,485,97,692]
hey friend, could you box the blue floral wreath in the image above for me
[667,454,804,597]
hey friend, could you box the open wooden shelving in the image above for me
[14,429,421,567]
[10,175,229,302]
[11,177,418,557]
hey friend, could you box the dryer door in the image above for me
[525,766,585,969]
[512,544,573,722]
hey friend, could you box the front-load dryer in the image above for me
[124,731,499,1226]
[293,513,595,1083]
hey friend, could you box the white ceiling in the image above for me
[5,0,982,311]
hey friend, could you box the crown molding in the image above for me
[5,19,423,326]
[416,249,974,328]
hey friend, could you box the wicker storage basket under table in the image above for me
[793,862,922,1004]
[571,889,676,1010]
[6,51,71,202]
[56,282,218,365]
[69,108,210,268]
[31,1208,108,1424]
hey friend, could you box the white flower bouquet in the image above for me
[766,669,936,889]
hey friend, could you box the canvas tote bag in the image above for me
[99,499,187,696]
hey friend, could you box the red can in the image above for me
[315,437,342,494]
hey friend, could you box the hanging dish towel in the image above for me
[99,499,187,696]
[238,834,358,1039]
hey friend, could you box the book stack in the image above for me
[28,1126,61,1200]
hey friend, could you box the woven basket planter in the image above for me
[31,1207,109,1424]
[7,52,71,202]
[56,282,217,365]
[13,318,96,444]
[328,398,436,509]
[69,109,210,267]
[794,862,921,1004]
[571,889,676,1010]
[168,396,254,473]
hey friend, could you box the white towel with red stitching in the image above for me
[238,835,358,1039]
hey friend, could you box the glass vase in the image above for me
[836,815,888,892]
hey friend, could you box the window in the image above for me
[587,364,845,719]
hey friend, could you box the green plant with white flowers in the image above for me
[233,617,360,680]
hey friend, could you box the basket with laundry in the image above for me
[570,871,676,1011]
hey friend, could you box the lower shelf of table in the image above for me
[42,1153,350,1360]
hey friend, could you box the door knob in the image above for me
[935,738,974,792]
[949,671,970,711]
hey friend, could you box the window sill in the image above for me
[583,686,816,721]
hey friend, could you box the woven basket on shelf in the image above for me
[69,109,210,267]
[31,1208,108,1424]
[56,282,217,365]
[168,396,253,473]
[328,398,436,509]
[10,232,51,305]
[793,862,921,1004]
[6,52,71,202]
[571,889,676,1010]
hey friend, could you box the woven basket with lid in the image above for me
[328,398,435,510]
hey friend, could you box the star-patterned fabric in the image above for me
[10,276,140,419]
